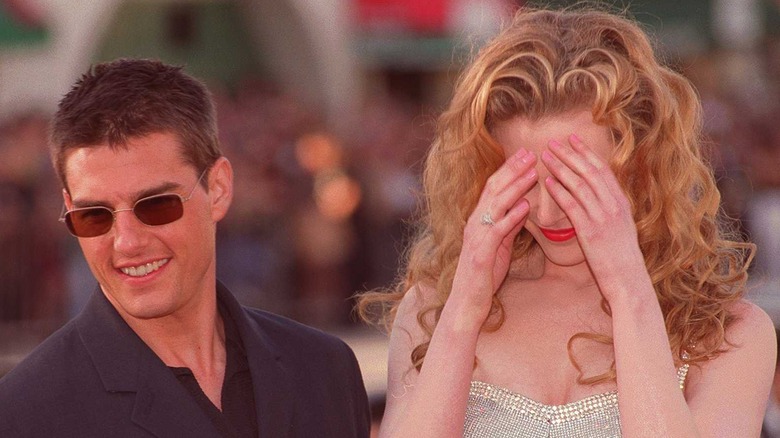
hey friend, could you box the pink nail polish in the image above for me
[509,148,527,164]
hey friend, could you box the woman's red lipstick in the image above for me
[539,227,576,242]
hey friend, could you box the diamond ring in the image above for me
[480,212,495,226]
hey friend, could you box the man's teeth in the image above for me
[121,259,169,277]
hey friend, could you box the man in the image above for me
[0,59,371,437]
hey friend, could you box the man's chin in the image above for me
[101,288,176,321]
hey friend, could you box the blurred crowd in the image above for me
[0,112,63,328]
[0,76,432,332]
[209,78,431,327]
[683,42,780,281]
[1,39,779,336]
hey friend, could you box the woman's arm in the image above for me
[608,277,775,437]
[380,148,538,438]
[380,284,489,438]
[542,134,776,437]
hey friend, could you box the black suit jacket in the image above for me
[0,282,370,437]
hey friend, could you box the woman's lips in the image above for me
[539,227,577,242]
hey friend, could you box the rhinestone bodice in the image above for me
[464,381,620,437]
[463,364,689,437]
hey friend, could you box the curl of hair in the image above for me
[357,6,753,383]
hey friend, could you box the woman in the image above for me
[359,6,776,437]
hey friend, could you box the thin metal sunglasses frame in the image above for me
[59,168,209,237]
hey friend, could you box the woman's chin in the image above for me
[541,249,587,268]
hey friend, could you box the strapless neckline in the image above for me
[469,381,618,424]
[471,380,617,408]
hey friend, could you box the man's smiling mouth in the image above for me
[120,259,169,277]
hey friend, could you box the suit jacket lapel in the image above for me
[76,287,219,438]
[130,353,218,437]
[218,282,296,438]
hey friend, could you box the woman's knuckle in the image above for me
[483,177,498,195]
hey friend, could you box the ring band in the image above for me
[480,212,495,226]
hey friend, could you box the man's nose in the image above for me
[112,210,149,254]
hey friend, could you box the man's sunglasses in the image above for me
[60,169,208,238]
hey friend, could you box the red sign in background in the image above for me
[1,0,44,27]
[356,0,452,33]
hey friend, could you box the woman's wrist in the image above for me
[438,289,493,334]
[599,271,657,310]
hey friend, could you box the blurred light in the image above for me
[712,0,763,49]
[295,132,343,173]
[314,170,362,221]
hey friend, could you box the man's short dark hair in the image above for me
[50,58,222,190]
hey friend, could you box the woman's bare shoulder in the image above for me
[683,300,776,433]
[728,299,776,347]
[700,299,776,372]
[686,299,776,402]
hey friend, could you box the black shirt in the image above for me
[169,301,258,438]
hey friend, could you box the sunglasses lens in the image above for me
[63,194,187,237]
[134,195,184,226]
[66,208,114,237]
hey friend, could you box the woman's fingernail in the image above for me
[509,148,527,164]
[518,199,530,212]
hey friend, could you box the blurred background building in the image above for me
[1,0,780,429]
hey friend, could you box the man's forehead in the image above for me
[62,134,194,193]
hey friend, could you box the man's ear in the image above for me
[207,157,233,222]
[63,188,73,211]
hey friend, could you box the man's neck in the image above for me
[106,285,228,376]
[120,289,228,409]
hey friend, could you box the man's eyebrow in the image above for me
[71,181,182,208]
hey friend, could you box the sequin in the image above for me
[463,364,689,437]
[464,381,620,437]
[677,363,690,391]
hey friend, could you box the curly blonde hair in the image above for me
[358,5,753,384]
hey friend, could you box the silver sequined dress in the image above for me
[463,364,690,437]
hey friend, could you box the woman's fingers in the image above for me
[461,196,530,295]
[473,148,538,228]
[459,148,537,296]
[541,133,638,241]
[542,133,635,221]
[540,147,603,222]
[496,198,530,235]
[567,134,627,206]
[544,139,615,211]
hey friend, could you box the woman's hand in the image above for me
[451,147,538,318]
[540,134,649,301]
[378,148,538,438]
